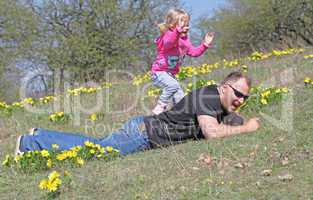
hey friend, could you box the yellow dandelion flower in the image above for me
[147,90,155,97]
[71,145,82,152]
[95,144,101,150]
[0,101,8,109]
[101,82,112,88]
[46,182,57,192]
[14,155,22,162]
[114,149,120,153]
[304,54,313,59]
[2,155,11,166]
[41,150,50,158]
[57,112,64,117]
[260,98,268,105]
[304,77,311,83]
[39,179,48,190]
[90,113,98,121]
[261,90,271,98]
[66,150,77,158]
[76,157,84,166]
[275,88,281,93]
[106,146,113,153]
[49,114,57,121]
[56,153,67,161]
[47,178,62,192]
[12,102,23,108]
[23,97,35,105]
[64,170,70,177]
[282,87,288,93]
[84,141,94,148]
[48,171,61,180]
[47,159,53,168]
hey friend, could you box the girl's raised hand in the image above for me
[204,32,214,46]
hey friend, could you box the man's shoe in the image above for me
[15,135,24,156]
[29,128,37,135]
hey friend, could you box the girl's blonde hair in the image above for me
[158,9,189,34]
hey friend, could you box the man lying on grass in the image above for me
[15,71,260,156]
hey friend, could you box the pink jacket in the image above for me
[151,27,210,75]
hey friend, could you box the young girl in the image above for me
[151,9,214,115]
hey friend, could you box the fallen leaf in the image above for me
[255,181,261,187]
[278,173,293,182]
[218,168,225,176]
[197,154,212,166]
[261,169,272,176]
[204,156,212,165]
[278,137,284,142]
[249,145,259,157]
[234,162,244,169]
[197,154,205,161]
[217,158,228,175]
[245,162,251,168]
[179,186,187,192]
[281,157,289,166]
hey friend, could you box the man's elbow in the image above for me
[203,131,219,140]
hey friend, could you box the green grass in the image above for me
[0,51,313,199]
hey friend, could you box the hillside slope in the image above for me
[0,48,313,199]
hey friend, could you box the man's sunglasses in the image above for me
[227,84,249,101]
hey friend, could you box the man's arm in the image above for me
[197,115,260,139]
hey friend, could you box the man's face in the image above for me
[222,78,250,112]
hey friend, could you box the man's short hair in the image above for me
[220,71,251,87]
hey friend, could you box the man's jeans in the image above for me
[151,71,185,104]
[20,116,150,155]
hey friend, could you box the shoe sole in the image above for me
[29,128,37,135]
[15,135,23,156]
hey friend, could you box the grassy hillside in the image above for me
[0,48,313,199]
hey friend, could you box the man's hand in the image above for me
[244,118,260,132]
[203,32,214,46]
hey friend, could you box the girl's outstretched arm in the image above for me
[185,38,211,57]
[186,32,214,57]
